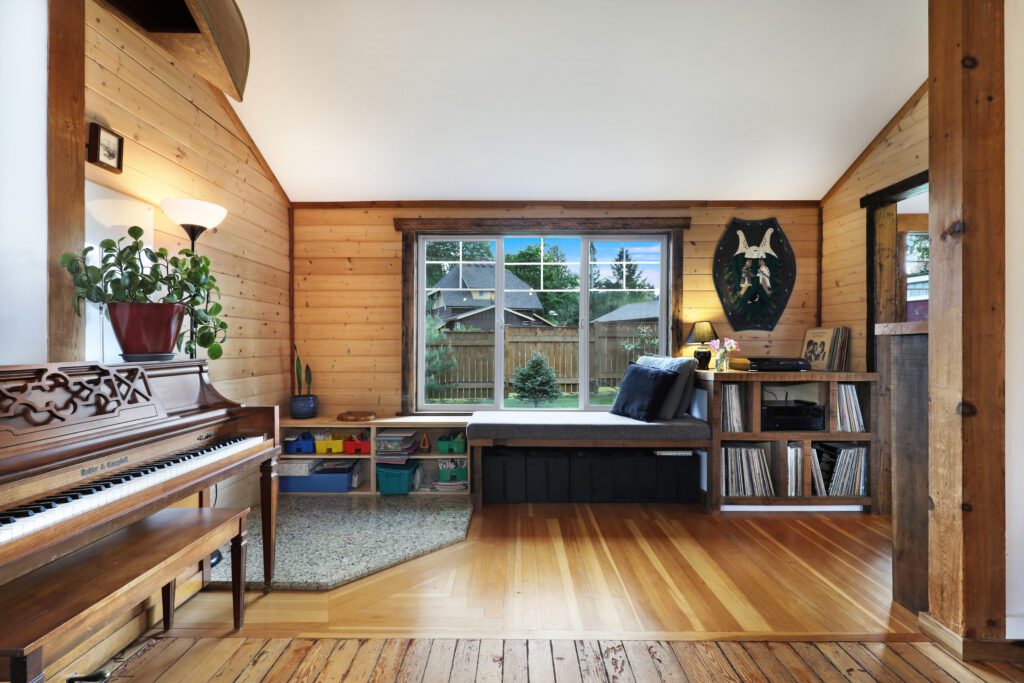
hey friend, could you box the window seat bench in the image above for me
[466,411,711,506]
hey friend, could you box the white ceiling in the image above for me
[232,0,927,202]
[897,190,929,214]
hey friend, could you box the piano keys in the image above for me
[0,360,279,589]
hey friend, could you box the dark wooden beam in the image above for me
[394,217,690,233]
[296,200,819,210]
[924,0,1008,656]
[47,0,86,362]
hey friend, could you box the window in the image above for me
[902,232,929,321]
[417,233,669,411]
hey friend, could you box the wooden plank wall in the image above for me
[293,204,820,418]
[820,83,929,371]
[43,3,292,679]
[83,0,291,408]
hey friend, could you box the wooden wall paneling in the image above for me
[820,83,929,371]
[889,334,929,614]
[924,0,1007,654]
[47,0,86,362]
[83,0,291,410]
[295,205,820,418]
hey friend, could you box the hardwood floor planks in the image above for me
[172,506,921,640]
[107,636,1024,682]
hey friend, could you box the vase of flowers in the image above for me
[707,337,740,372]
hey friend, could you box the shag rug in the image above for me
[209,494,473,591]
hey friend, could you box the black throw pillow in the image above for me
[610,363,679,422]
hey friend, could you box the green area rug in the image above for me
[209,495,473,591]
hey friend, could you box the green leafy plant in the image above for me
[424,315,457,399]
[509,351,561,407]
[58,225,228,359]
[293,344,313,395]
[621,325,659,360]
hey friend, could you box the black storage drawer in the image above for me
[485,447,701,503]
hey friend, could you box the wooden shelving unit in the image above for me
[696,370,880,511]
[279,415,471,496]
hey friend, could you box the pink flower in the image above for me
[707,339,721,351]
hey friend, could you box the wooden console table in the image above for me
[696,370,880,512]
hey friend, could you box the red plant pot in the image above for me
[107,302,186,355]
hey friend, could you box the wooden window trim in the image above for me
[395,217,691,415]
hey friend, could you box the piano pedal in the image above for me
[210,549,224,567]
[66,671,111,682]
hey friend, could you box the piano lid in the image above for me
[0,360,240,481]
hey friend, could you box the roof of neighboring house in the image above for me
[592,298,660,323]
[431,264,543,311]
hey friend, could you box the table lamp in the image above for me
[685,321,717,369]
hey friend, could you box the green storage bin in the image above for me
[437,432,467,455]
[439,465,468,482]
[377,462,419,495]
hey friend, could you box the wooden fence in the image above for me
[426,323,657,401]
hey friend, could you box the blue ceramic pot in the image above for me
[289,395,319,419]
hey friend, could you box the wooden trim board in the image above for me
[294,199,820,210]
[47,0,86,362]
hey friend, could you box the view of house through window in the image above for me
[420,235,667,410]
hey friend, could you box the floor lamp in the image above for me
[160,198,227,359]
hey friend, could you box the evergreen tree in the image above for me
[509,352,561,407]
[424,314,456,399]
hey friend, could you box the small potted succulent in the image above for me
[290,345,318,419]
[59,226,228,360]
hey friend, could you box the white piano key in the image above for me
[0,436,266,547]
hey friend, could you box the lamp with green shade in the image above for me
[685,321,718,370]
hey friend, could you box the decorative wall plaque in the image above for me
[712,217,797,331]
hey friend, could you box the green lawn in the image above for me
[425,387,620,409]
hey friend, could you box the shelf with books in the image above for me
[696,371,879,512]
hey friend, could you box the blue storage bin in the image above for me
[280,462,357,493]
[284,432,316,455]
[377,462,419,495]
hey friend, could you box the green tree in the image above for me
[509,352,561,407]
[424,314,456,399]
[426,241,495,286]
[621,325,659,360]
[506,243,580,325]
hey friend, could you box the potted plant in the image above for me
[58,225,228,360]
[290,345,318,419]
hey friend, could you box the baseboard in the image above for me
[919,612,1024,662]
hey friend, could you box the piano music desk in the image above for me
[0,508,248,683]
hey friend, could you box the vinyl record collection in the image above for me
[836,384,865,432]
[811,442,867,496]
[722,444,775,496]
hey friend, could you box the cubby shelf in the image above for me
[280,415,471,497]
[696,370,879,512]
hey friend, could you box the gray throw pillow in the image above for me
[635,355,697,420]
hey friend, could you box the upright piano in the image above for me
[0,360,279,592]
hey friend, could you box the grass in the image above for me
[425,387,620,409]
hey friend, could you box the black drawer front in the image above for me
[484,447,700,504]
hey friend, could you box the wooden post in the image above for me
[924,0,1010,658]
[47,0,86,361]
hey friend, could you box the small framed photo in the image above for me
[87,122,124,174]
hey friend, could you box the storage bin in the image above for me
[281,467,355,493]
[437,432,467,454]
[376,461,419,495]
[344,438,371,455]
[279,458,321,477]
[314,433,347,455]
[283,432,316,455]
[439,465,468,482]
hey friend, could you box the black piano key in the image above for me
[9,509,35,518]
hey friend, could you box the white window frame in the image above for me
[416,233,670,412]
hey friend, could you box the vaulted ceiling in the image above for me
[232,0,927,202]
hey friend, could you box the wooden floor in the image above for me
[108,636,1024,682]
[173,504,921,640]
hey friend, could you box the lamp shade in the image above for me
[685,321,717,345]
[160,198,227,229]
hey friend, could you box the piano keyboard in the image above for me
[0,436,265,547]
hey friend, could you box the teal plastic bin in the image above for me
[377,462,419,495]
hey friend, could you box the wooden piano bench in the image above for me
[0,508,249,683]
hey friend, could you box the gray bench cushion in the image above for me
[466,410,710,442]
